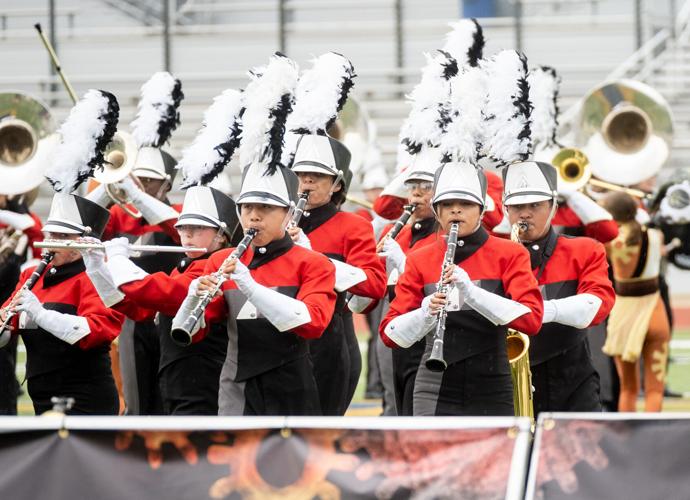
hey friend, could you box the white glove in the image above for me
[170,278,205,345]
[379,237,406,275]
[118,176,179,225]
[383,293,437,348]
[79,237,124,307]
[0,210,35,231]
[565,191,613,224]
[104,237,149,288]
[231,260,311,331]
[542,294,602,329]
[451,266,530,325]
[15,289,90,345]
[84,183,111,208]
[293,229,312,250]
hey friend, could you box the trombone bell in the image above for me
[552,148,589,192]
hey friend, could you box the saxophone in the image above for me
[508,221,534,420]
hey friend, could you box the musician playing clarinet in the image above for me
[173,54,337,416]
[503,161,615,413]
[380,162,543,416]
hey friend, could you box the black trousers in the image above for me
[28,370,118,415]
[532,341,602,414]
[0,335,18,415]
[342,311,361,412]
[392,339,426,416]
[413,349,514,416]
[309,312,350,415]
[159,355,222,416]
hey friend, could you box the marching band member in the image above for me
[602,191,670,412]
[173,53,337,416]
[380,162,543,416]
[0,90,124,415]
[83,89,245,415]
[283,53,386,415]
[86,72,184,415]
[503,161,615,413]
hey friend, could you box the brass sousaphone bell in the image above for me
[92,130,144,218]
[0,92,57,201]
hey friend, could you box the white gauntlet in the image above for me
[119,177,179,225]
[542,293,602,328]
[231,261,311,331]
[383,294,437,348]
[330,259,367,292]
[16,290,90,345]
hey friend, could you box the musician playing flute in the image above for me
[173,54,337,416]
[0,91,125,415]
[503,161,615,413]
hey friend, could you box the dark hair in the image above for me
[601,191,641,245]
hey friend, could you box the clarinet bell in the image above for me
[425,338,447,372]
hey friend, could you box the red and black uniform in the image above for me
[526,229,615,413]
[2,260,124,415]
[200,234,336,416]
[113,255,228,415]
[381,227,543,416]
[553,205,618,243]
[299,202,387,415]
[103,202,182,415]
[381,217,439,415]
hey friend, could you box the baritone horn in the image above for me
[0,92,57,198]
[92,131,144,218]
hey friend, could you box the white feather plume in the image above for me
[528,66,561,150]
[46,89,119,193]
[399,50,458,155]
[440,65,487,163]
[483,50,532,165]
[282,52,355,167]
[130,71,183,148]
[239,53,299,174]
[442,18,484,68]
[177,89,244,188]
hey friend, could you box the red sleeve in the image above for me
[343,216,387,299]
[553,205,618,243]
[575,240,616,326]
[502,245,544,335]
[379,253,425,348]
[482,171,504,231]
[354,208,373,221]
[77,276,126,350]
[290,252,337,339]
[373,194,406,220]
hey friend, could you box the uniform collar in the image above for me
[410,217,438,247]
[248,233,294,269]
[453,226,489,264]
[524,227,558,271]
[299,201,338,234]
[176,252,212,273]
[44,259,85,287]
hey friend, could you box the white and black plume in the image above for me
[442,18,485,68]
[483,50,532,166]
[399,50,458,156]
[45,89,119,193]
[440,65,487,164]
[528,65,561,150]
[240,52,299,176]
[282,52,355,166]
[178,89,244,189]
[130,71,183,149]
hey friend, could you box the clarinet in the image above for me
[424,222,459,372]
[0,251,55,336]
[170,229,257,345]
[288,192,310,228]
[378,204,416,244]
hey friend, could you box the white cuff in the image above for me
[566,191,613,224]
[84,184,112,208]
[131,192,179,225]
[237,279,311,332]
[465,285,531,325]
[0,210,35,231]
[86,269,125,307]
[330,259,367,292]
[107,255,149,288]
[348,295,374,313]
[545,293,602,329]
[34,309,91,345]
[384,308,436,348]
